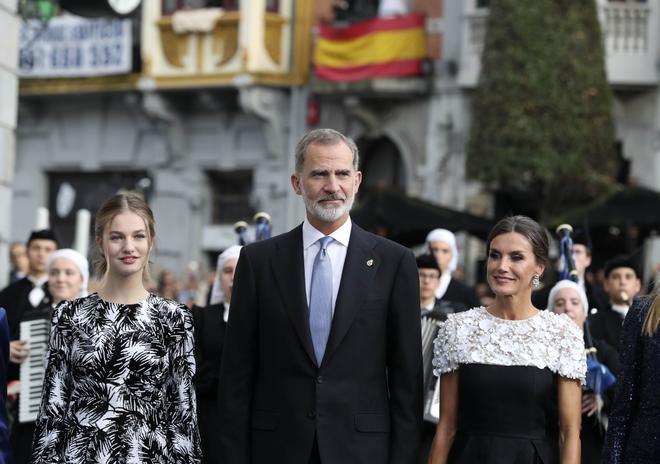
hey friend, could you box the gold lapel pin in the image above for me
[366,259,374,267]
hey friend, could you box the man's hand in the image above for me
[10,340,29,364]
[581,393,602,416]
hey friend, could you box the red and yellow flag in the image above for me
[314,15,427,82]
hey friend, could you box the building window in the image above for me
[162,0,278,15]
[208,170,255,224]
[358,136,406,193]
[162,0,239,16]
[333,0,379,25]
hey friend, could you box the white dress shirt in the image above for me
[302,218,352,315]
[610,303,629,318]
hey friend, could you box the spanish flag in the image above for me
[314,15,427,82]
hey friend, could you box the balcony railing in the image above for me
[603,1,650,52]
[459,0,659,88]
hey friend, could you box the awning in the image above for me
[556,185,660,228]
[351,190,494,246]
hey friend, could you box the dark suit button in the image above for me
[307,411,316,419]
[316,376,323,384]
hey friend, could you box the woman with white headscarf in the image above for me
[11,248,89,464]
[193,245,242,464]
[548,279,620,464]
[47,248,89,304]
[425,229,480,314]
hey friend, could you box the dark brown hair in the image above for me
[94,192,155,279]
[486,215,549,268]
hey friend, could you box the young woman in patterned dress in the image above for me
[31,193,201,463]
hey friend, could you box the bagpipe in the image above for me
[556,224,615,396]
[233,212,272,245]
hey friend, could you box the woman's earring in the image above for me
[532,274,541,289]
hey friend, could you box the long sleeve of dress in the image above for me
[601,297,649,464]
[30,301,74,463]
[165,305,202,463]
[0,309,12,464]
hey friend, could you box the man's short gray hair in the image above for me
[294,128,359,173]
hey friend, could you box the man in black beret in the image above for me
[0,229,58,461]
[0,230,58,377]
[417,254,444,318]
[589,254,642,353]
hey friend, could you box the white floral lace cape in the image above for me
[432,307,586,384]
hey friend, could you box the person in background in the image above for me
[8,244,28,285]
[602,290,660,463]
[590,255,642,354]
[157,270,179,300]
[429,215,584,464]
[30,192,201,463]
[0,231,58,361]
[0,230,58,430]
[533,228,607,311]
[569,230,607,312]
[425,229,480,313]
[0,308,11,464]
[547,280,620,464]
[417,253,449,464]
[193,244,241,464]
[10,249,88,464]
[474,282,495,308]
[417,254,443,318]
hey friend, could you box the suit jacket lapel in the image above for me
[324,225,379,365]
[271,225,317,366]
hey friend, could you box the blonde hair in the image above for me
[642,292,660,337]
[94,192,155,280]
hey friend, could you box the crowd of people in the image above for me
[0,128,656,463]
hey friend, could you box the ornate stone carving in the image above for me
[157,18,190,68]
[212,13,240,66]
[264,13,287,65]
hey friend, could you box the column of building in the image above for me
[0,0,19,288]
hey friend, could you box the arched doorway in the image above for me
[358,136,406,193]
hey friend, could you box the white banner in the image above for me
[19,15,132,78]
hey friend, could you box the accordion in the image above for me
[421,311,444,424]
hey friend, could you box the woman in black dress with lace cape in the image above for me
[428,216,585,464]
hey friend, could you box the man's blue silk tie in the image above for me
[309,236,333,365]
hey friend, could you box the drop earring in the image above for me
[532,274,541,289]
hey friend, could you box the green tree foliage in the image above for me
[466,0,616,219]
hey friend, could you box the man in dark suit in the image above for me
[0,230,58,373]
[218,128,423,464]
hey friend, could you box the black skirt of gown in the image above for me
[448,364,559,464]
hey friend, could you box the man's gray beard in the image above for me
[301,188,355,224]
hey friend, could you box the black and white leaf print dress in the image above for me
[31,293,202,464]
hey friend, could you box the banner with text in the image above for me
[19,15,132,78]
